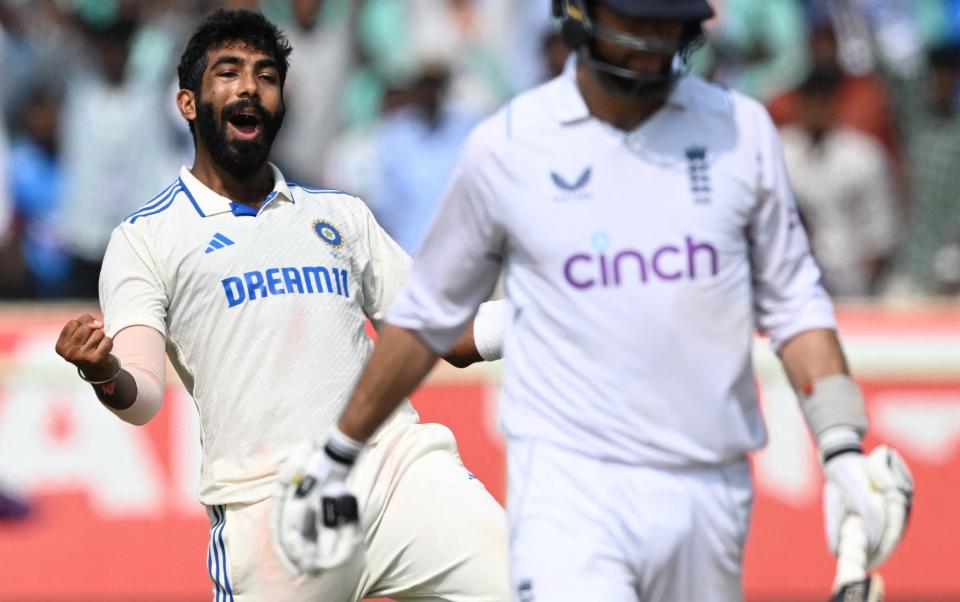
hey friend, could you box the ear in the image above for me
[177,89,197,125]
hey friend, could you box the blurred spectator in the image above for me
[768,19,898,158]
[368,62,482,254]
[889,44,960,295]
[702,0,809,101]
[0,115,30,298]
[58,16,184,298]
[852,0,926,77]
[0,1,80,119]
[357,0,508,121]
[779,68,899,297]
[931,238,960,295]
[272,0,361,183]
[8,86,69,298]
[472,0,553,92]
[0,172,8,242]
[128,0,193,85]
[321,82,413,204]
[0,0,958,303]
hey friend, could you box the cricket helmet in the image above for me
[552,0,714,100]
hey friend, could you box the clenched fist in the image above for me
[55,314,118,381]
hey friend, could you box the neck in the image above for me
[576,62,666,131]
[190,149,274,206]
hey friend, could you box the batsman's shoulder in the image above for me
[460,108,509,159]
[463,75,560,149]
[680,74,771,122]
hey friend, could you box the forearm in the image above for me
[338,324,439,442]
[778,328,849,393]
[88,361,139,410]
[441,299,507,368]
[107,327,166,425]
[779,328,867,457]
[442,323,483,368]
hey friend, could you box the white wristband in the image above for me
[801,375,868,461]
[323,427,365,467]
[473,299,507,362]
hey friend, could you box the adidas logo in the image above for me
[204,232,235,254]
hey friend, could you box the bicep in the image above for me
[360,203,413,326]
[100,228,168,338]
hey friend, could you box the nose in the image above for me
[237,69,259,98]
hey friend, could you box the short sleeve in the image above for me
[358,199,413,326]
[386,129,507,353]
[99,226,168,338]
[748,107,836,349]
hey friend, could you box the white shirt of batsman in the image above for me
[274,62,914,582]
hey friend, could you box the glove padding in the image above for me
[823,445,914,569]
[271,441,362,575]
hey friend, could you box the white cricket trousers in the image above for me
[507,439,753,602]
[204,422,510,601]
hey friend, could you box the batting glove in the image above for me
[271,431,363,575]
[823,444,914,569]
[864,445,913,567]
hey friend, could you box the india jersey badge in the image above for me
[313,220,344,249]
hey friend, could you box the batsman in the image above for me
[272,1,914,601]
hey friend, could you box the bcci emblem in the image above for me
[313,220,343,248]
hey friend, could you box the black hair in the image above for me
[88,16,139,46]
[177,9,292,95]
[798,67,842,98]
[929,44,960,72]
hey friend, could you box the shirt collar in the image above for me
[552,55,691,126]
[178,163,294,217]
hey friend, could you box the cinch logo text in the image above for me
[221,265,350,308]
[563,236,718,289]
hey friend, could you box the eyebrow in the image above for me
[255,58,279,71]
[210,55,243,70]
[209,55,279,72]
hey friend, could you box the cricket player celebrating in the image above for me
[273,1,914,601]
[54,10,509,602]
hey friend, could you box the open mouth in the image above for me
[227,112,262,139]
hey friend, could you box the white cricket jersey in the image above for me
[99,164,418,505]
[388,64,836,467]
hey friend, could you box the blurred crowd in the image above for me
[1,0,960,302]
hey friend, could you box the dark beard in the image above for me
[582,46,676,103]
[195,96,284,178]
